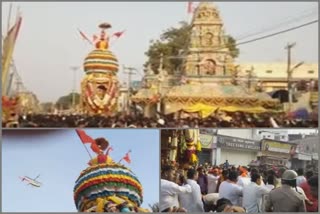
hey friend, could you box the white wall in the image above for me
[239,63,318,79]
[254,129,289,141]
[217,129,255,139]
[217,149,257,166]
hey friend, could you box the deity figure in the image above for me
[204,59,217,75]
[202,32,214,46]
[182,129,201,166]
[81,22,119,115]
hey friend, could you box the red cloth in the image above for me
[300,181,318,212]
[113,31,125,38]
[123,151,131,163]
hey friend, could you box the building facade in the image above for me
[290,135,319,172]
[238,63,318,92]
[198,132,215,165]
[258,139,294,168]
[215,135,260,166]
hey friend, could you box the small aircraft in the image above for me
[19,174,42,187]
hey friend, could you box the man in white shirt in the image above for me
[237,175,251,188]
[218,170,243,206]
[237,167,251,188]
[207,168,220,193]
[160,165,192,212]
[296,168,307,187]
[243,172,270,213]
[179,168,205,212]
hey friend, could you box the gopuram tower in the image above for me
[184,2,234,82]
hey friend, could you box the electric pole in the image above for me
[285,42,295,112]
[285,43,304,112]
[157,53,165,114]
[247,66,254,90]
[123,65,137,112]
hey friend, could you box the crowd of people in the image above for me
[160,163,318,213]
[3,110,318,128]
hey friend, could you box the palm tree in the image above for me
[149,202,159,212]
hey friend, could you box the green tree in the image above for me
[40,102,55,113]
[144,21,239,74]
[225,36,239,59]
[56,92,80,110]
[149,203,159,212]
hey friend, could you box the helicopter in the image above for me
[19,174,42,187]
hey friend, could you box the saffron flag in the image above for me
[122,150,131,163]
[75,129,100,154]
[112,30,125,38]
[2,15,22,94]
[187,2,194,14]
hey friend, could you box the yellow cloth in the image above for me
[97,40,109,50]
[182,103,268,118]
[182,103,217,118]
[196,140,202,152]
[107,195,125,205]
[96,198,105,212]
[220,106,267,113]
[191,154,198,163]
[310,92,318,103]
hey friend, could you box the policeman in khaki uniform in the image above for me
[265,170,306,212]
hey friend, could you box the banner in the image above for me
[261,140,292,154]
[199,134,214,149]
[217,135,260,151]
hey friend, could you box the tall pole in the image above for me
[7,3,13,35]
[285,42,296,112]
[2,4,13,96]
[158,53,164,113]
[70,66,79,111]
[247,66,254,90]
[124,66,136,112]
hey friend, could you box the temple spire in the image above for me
[184,2,234,77]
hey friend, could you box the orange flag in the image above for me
[122,150,131,163]
[112,30,125,38]
[76,129,100,154]
[187,2,194,14]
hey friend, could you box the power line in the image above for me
[181,19,318,56]
[235,9,318,41]
[234,19,318,47]
[235,7,318,41]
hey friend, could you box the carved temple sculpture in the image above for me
[184,2,235,76]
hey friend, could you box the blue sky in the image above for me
[2,129,160,212]
[1,1,318,102]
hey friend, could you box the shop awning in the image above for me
[294,153,312,161]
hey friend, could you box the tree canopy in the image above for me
[56,92,80,110]
[144,21,239,74]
